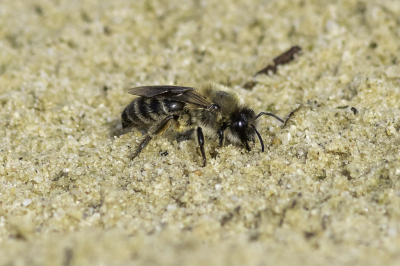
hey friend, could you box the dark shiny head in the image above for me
[230,108,257,150]
[229,109,284,152]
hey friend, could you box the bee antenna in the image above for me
[256,112,284,123]
[251,124,264,152]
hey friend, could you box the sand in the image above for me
[1,0,400,265]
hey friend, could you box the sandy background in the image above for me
[1,0,400,265]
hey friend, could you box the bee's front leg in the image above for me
[217,124,228,147]
[217,128,224,147]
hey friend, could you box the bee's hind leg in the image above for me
[196,127,207,167]
[131,115,174,160]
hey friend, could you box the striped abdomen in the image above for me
[121,97,185,129]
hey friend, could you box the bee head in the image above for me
[230,108,257,151]
[230,109,284,152]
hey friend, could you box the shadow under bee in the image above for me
[107,118,125,139]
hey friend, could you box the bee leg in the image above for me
[196,127,207,167]
[131,115,174,159]
[217,128,224,147]
[131,135,152,159]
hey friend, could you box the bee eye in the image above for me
[231,114,248,130]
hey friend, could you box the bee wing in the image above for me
[128,86,193,97]
[128,86,212,108]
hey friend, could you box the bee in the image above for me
[121,82,284,166]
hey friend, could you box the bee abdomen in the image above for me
[121,97,185,129]
[121,100,142,129]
